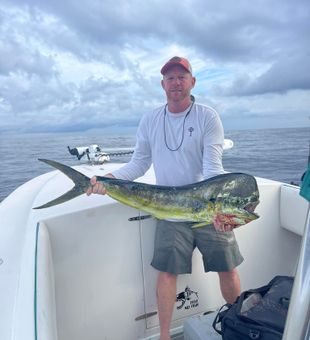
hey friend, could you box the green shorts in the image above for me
[151,220,244,274]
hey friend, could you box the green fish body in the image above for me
[34,159,260,227]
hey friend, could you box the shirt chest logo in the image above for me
[188,127,194,137]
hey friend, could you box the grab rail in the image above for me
[283,202,310,339]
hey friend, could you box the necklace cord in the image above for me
[163,100,195,152]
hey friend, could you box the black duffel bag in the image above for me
[213,276,294,339]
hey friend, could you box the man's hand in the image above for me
[86,173,115,196]
[213,213,238,232]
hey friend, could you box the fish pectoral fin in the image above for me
[191,222,209,228]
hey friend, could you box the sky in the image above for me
[0,0,309,134]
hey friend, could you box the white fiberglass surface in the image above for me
[43,203,146,340]
[36,181,302,340]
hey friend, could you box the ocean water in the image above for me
[0,127,309,202]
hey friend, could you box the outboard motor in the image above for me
[68,144,134,164]
[67,146,89,160]
[68,144,110,163]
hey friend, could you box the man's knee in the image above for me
[218,267,239,280]
[158,271,177,284]
[156,272,177,299]
[217,268,241,304]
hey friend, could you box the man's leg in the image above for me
[218,268,241,304]
[152,221,194,339]
[157,271,177,340]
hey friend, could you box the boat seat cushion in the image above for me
[280,185,309,236]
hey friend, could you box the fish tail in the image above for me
[33,159,90,209]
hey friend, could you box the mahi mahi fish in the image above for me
[33,159,260,228]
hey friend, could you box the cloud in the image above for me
[214,49,310,96]
[0,0,309,133]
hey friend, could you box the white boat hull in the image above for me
[0,163,308,340]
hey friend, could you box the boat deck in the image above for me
[0,162,309,340]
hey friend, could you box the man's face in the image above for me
[161,65,196,103]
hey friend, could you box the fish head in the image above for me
[215,199,260,228]
[210,173,260,228]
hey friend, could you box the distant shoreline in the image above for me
[0,125,309,137]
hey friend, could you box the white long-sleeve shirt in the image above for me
[112,102,225,186]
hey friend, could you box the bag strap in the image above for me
[212,303,232,335]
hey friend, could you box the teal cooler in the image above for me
[300,164,310,202]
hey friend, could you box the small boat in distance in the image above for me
[67,139,234,164]
[67,144,134,164]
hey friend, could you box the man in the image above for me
[87,56,243,340]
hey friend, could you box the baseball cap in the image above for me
[161,56,192,75]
